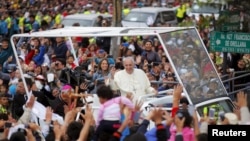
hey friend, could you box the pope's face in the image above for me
[123,59,134,74]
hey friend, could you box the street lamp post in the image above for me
[110,0,123,58]
[112,0,122,27]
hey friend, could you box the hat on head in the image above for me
[61,84,72,91]
[122,42,129,47]
[18,55,25,61]
[128,44,135,52]
[225,113,238,125]
[97,49,105,54]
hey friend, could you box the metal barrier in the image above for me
[220,74,231,92]
[137,89,174,102]
[148,71,250,101]
[221,70,250,98]
[228,87,250,101]
[231,71,250,92]
[150,80,179,88]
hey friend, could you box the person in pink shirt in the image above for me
[94,85,134,141]
[168,109,195,141]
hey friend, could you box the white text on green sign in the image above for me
[211,32,250,53]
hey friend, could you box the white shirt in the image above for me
[114,69,155,100]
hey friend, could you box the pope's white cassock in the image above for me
[114,68,155,100]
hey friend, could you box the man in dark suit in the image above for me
[12,77,50,118]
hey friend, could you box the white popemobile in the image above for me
[10,27,235,125]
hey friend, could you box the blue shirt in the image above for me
[32,21,40,32]
[0,20,8,35]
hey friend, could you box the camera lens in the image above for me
[177,112,183,119]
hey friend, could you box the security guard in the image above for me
[18,12,25,33]
[176,3,186,23]
[203,104,223,120]
[122,5,130,17]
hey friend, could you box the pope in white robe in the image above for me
[113,57,156,100]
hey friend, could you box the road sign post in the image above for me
[215,10,243,75]
[210,31,250,53]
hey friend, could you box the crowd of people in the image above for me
[0,0,250,141]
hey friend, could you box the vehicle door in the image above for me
[161,11,177,26]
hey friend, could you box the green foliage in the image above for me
[178,20,194,27]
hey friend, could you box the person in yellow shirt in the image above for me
[43,11,52,26]
[4,12,12,37]
[97,8,109,15]
[54,10,62,27]
[122,5,130,17]
[35,11,42,26]
[83,7,91,15]
[18,12,25,33]
[176,3,187,23]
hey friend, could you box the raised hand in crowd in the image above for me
[28,122,41,132]
[80,82,89,92]
[45,107,53,124]
[53,121,63,141]
[163,110,173,126]
[175,116,185,133]
[236,91,247,108]
[26,127,36,141]
[193,109,200,136]
[110,66,116,79]
[236,91,250,124]
[175,116,186,141]
[172,84,183,109]
[64,108,78,124]
[77,104,95,141]
[134,100,143,113]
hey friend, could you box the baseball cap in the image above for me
[122,42,129,47]
[97,49,105,54]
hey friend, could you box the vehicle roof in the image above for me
[63,13,112,20]
[130,7,177,13]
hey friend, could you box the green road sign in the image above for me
[210,31,250,53]
[218,10,241,32]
